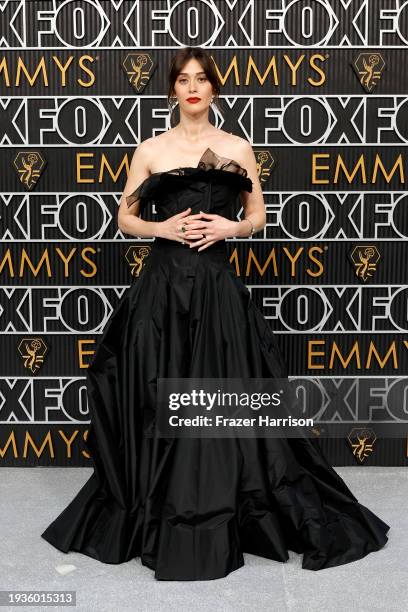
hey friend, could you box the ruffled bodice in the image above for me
[125,147,253,221]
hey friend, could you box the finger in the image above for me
[198,240,216,252]
[182,228,207,237]
[184,228,205,234]
[186,218,208,224]
[176,207,192,218]
[184,233,205,239]
[199,211,216,219]
[176,219,203,233]
[184,222,208,230]
[179,237,195,245]
[184,214,207,223]
[189,235,214,248]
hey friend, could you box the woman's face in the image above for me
[173,58,214,112]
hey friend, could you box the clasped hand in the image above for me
[162,207,237,252]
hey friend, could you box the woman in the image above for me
[41,46,389,581]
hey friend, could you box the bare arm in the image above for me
[233,140,266,238]
[118,141,204,243]
[117,142,160,238]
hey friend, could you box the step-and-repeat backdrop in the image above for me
[1,0,408,466]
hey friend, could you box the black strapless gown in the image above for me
[41,148,389,580]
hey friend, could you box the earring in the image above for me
[169,96,179,115]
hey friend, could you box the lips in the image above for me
[186,98,201,103]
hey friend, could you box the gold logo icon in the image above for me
[348,427,376,462]
[122,53,156,92]
[13,151,46,190]
[352,53,385,92]
[17,337,48,374]
[254,151,275,185]
[125,245,151,277]
[350,245,380,281]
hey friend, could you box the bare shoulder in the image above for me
[123,137,157,200]
[212,130,250,158]
[140,133,175,171]
[216,131,252,158]
[224,135,255,173]
[231,136,254,159]
[131,137,156,169]
[224,135,260,187]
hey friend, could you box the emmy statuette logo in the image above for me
[254,151,275,185]
[348,428,377,462]
[125,245,151,277]
[13,152,47,190]
[121,53,156,92]
[352,53,386,93]
[349,245,380,281]
[17,337,48,374]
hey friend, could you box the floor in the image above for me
[0,467,406,612]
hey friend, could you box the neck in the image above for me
[174,115,215,143]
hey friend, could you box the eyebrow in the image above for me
[178,71,206,76]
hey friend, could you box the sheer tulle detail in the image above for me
[125,147,252,209]
[196,147,249,176]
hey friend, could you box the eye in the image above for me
[178,77,207,83]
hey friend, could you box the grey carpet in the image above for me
[0,467,404,612]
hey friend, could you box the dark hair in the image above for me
[167,46,223,126]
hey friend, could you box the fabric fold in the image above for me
[42,147,390,581]
[125,146,253,209]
